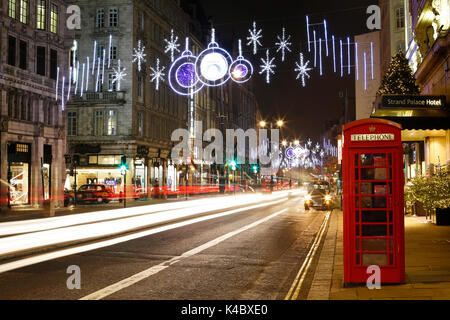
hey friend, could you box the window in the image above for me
[50,49,57,79]
[94,110,104,136]
[67,112,77,136]
[110,40,117,60]
[395,8,404,30]
[9,0,16,19]
[138,112,144,137]
[137,75,144,98]
[20,0,28,24]
[8,36,16,66]
[138,11,145,31]
[108,73,117,91]
[109,8,118,27]
[107,110,117,135]
[50,4,58,33]
[19,40,27,70]
[36,46,46,76]
[37,0,46,30]
[96,8,104,28]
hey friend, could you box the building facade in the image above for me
[0,0,73,212]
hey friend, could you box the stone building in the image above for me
[0,0,73,212]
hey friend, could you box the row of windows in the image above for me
[96,8,118,28]
[8,0,58,33]
[6,92,56,125]
[8,35,58,79]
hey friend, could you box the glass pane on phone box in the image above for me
[361,211,388,223]
[363,254,388,266]
[355,168,359,180]
[355,183,359,194]
[361,154,386,166]
[355,197,360,208]
[361,197,373,208]
[355,211,360,222]
[362,168,387,180]
[355,154,359,166]
[362,239,388,251]
[362,225,387,236]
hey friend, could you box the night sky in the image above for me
[197,0,378,141]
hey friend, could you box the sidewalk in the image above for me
[308,210,450,300]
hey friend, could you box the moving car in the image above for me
[304,188,333,211]
[75,184,114,204]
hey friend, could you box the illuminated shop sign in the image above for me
[382,95,446,109]
[351,134,395,142]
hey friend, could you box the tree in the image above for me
[377,51,420,95]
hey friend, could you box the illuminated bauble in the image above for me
[168,39,204,96]
[230,39,254,84]
[195,29,233,87]
[285,147,295,160]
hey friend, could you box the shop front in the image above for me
[7,143,31,206]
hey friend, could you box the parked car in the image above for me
[304,188,333,211]
[75,184,114,204]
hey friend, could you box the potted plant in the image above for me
[433,169,450,226]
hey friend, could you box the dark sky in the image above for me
[197,0,378,141]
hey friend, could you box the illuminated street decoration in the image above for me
[230,39,253,84]
[332,35,336,73]
[324,19,329,56]
[168,38,204,96]
[196,29,233,87]
[355,42,359,80]
[294,53,312,87]
[112,59,126,91]
[247,21,263,55]
[149,58,166,91]
[164,29,180,62]
[306,16,311,52]
[280,139,331,170]
[275,27,292,62]
[92,41,97,75]
[259,49,276,84]
[132,40,147,72]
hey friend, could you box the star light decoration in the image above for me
[295,53,312,87]
[164,29,181,62]
[275,27,292,62]
[132,40,147,72]
[247,21,263,55]
[149,58,166,91]
[259,50,276,84]
[112,59,126,91]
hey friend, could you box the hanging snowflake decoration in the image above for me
[247,21,263,55]
[295,53,312,87]
[112,59,126,91]
[132,40,147,72]
[149,58,166,91]
[259,49,276,84]
[275,27,292,62]
[164,29,181,62]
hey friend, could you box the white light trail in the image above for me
[55,67,59,100]
[102,49,106,84]
[108,35,112,68]
[92,41,97,75]
[371,42,374,80]
[355,42,359,80]
[340,39,343,77]
[86,57,90,91]
[306,16,311,52]
[80,63,85,97]
[319,38,323,75]
[95,57,100,92]
[67,67,72,101]
[61,76,65,110]
[332,36,336,73]
[324,19,329,56]
[74,61,80,95]
[364,52,367,91]
[313,30,317,67]
[347,37,351,75]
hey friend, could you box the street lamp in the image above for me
[259,120,267,128]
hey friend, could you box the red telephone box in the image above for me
[343,119,405,284]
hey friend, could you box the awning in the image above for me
[371,108,450,130]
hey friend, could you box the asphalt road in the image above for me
[0,194,328,300]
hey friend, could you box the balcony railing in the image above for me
[70,91,126,103]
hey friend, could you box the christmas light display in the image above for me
[306,16,311,52]
[247,21,263,55]
[355,42,359,80]
[275,27,292,62]
[340,39,343,78]
[347,37,351,75]
[230,39,254,84]
[132,40,147,72]
[102,49,106,84]
[74,61,80,95]
[108,35,112,68]
[196,29,233,87]
[95,57,101,92]
[149,58,166,91]
[61,76,65,111]
[259,49,276,84]
[319,38,323,75]
[164,29,181,63]
[364,52,367,91]
[55,67,59,101]
[332,35,336,73]
[80,63,85,97]
[295,53,312,87]
[86,57,90,91]
[67,67,72,101]
[112,59,126,91]
[370,42,374,80]
[92,41,97,75]
[324,19,329,56]
[313,30,317,67]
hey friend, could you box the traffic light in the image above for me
[120,156,128,175]
[252,165,259,174]
[230,160,237,171]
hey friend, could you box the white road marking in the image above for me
[0,199,287,275]
[80,208,288,300]
[284,210,331,300]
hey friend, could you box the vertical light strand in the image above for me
[332,36,336,73]
[67,66,72,101]
[80,63,85,97]
[74,61,80,95]
[340,39,343,77]
[347,37,351,75]
[355,42,359,81]
[86,57,90,91]
[324,19,329,56]
[55,67,60,100]
[92,41,97,75]
[108,35,112,68]
[238,39,242,56]
[95,57,100,92]
[61,76,65,111]
[364,52,367,91]
[313,30,317,67]
[102,49,106,84]
[185,37,189,52]
[370,42,374,80]
[319,38,323,75]
[306,16,311,52]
